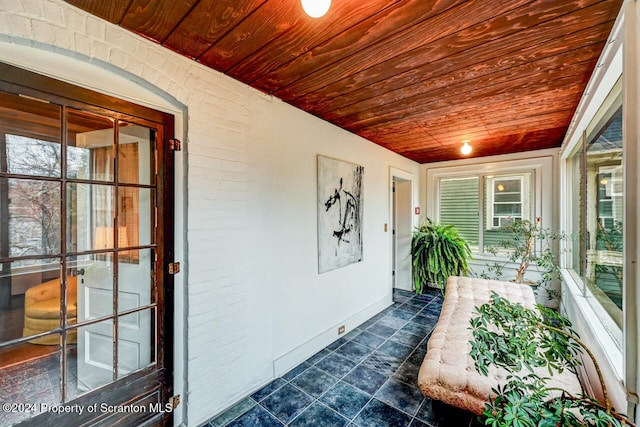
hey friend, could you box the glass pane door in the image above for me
[0,72,169,426]
[66,113,157,395]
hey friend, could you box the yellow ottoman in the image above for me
[22,276,78,345]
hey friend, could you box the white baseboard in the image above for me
[273,295,393,377]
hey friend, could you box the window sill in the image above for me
[468,252,521,266]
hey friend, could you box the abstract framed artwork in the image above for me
[317,155,364,273]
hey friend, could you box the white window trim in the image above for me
[486,174,531,230]
[558,3,631,416]
[558,14,623,338]
[426,154,553,256]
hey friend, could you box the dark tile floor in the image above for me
[204,288,483,427]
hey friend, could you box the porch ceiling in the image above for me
[64,0,623,163]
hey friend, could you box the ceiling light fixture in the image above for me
[461,141,472,155]
[301,0,331,18]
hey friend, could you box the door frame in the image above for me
[389,167,416,293]
[0,62,175,426]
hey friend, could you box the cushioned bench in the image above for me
[417,276,582,415]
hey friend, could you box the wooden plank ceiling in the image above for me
[65,0,623,163]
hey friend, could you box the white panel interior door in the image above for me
[77,260,115,391]
[117,254,152,376]
[76,236,153,391]
[394,180,413,291]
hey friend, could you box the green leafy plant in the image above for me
[411,218,472,293]
[470,293,635,426]
[480,218,565,301]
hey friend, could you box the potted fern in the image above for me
[411,218,472,293]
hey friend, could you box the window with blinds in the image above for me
[439,177,479,251]
[438,172,533,254]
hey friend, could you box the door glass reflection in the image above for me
[67,110,114,182]
[118,121,154,185]
[3,178,60,257]
[66,183,114,253]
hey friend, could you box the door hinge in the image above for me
[169,138,182,152]
[168,262,181,274]
[169,395,181,409]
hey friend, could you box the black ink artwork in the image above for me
[317,156,364,273]
[324,177,358,248]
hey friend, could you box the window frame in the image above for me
[596,166,622,230]
[562,83,624,342]
[426,155,552,258]
[486,174,531,230]
[557,4,629,413]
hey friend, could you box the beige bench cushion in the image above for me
[418,276,582,415]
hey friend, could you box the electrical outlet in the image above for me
[338,325,346,335]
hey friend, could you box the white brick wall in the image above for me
[0,1,422,425]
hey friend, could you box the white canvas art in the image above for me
[317,155,364,273]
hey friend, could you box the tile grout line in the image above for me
[216,289,441,427]
[304,291,431,426]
